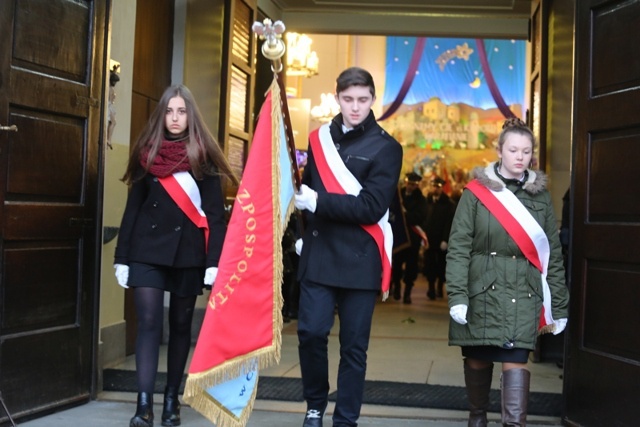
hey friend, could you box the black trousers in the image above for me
[297,280,378,427]
[424,247,447,285]
[391,240,421,287]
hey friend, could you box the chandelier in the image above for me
[310,93,340,123]
[285,32,319,77]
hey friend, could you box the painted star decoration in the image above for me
[456,43,474,60]
[435,42,475,71]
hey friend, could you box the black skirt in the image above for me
[128,262,205,297]
[462,346,530,363]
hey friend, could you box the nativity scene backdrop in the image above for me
[380,36,526,199]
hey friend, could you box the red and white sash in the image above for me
[159,171,210,252]
[411,225,429,248]
[309,124,393,299]
[465,179,554,333]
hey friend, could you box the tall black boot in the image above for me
[130,392,154,427]
[501,368,530,426]
[403,282,413,304]
[464,361,493,427]
[161,386,181,426]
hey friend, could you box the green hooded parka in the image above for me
[446,162,569,350]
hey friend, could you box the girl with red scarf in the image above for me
[114,85,237,427]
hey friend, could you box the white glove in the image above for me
[204,267,218,286]
[114,264,129,289]
[440,240,448,251]
[294,184,317,213]
[552,318,567,335]
[295,238,303,255]
[450,304,468,325]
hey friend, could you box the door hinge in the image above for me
[74,94,100,108]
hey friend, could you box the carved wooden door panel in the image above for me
[0,0,107,421]
[565,0,640,425]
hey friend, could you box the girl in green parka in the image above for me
[445,117,569,426]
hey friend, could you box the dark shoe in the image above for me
[427,289,436,300]
[161,386,181,426]
[464,361,493,427]
[302,409,324,427]
[130,392,154,427]
[392,282,402,300]
[501,368,530,426]
[402,291,412,304]
[403,282,413,304]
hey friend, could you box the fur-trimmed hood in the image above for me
[471,161,547,194]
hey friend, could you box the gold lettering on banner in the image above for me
[209,189,259,310]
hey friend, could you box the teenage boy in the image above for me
[294,67,403,427]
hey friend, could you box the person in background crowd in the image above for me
[293,66,403,427]
[282,213,301,322]
[445,117,569,426]
[113,84,238,427]
[422,176,455,300]
[391,172,427,304]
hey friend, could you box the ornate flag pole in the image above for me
[183,19,301,427]
[253,19,302,191]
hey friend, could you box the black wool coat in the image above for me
[297,111,403,290]
[114,171,227,269]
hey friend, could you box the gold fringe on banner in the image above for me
[183,77,293,427]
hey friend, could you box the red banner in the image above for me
[184,78,294,427]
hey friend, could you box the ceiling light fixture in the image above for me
[310,92,339,123]
[285,32,319,77]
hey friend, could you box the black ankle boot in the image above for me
[161,386,181,426]
[403,282,413,304]
[130,392,154,427]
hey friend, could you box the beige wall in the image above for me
[289,34,386,136]
[351,36,387,118]
[99,0,137,367]
[546,0,575,220]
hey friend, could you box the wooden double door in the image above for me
[565,0,640,425]
[0,0,107,422]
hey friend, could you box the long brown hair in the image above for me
[122,84,239,186]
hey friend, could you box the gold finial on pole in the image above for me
[252,19,302,191]
[252,19,286,73]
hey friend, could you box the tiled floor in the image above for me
[112,275,564,394]
[21,275,564,426]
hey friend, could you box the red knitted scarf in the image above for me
[140,139,191,177]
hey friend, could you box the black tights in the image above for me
[134,287,197,393]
